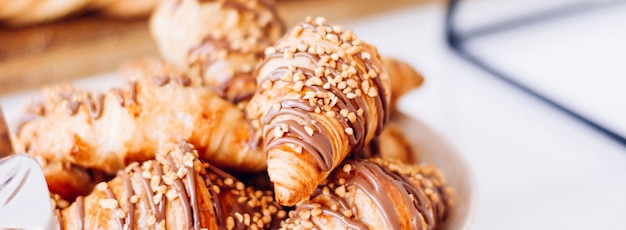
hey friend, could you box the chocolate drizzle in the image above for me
[152,74,191,87]
[102,186,124,229]
[153,75,171,86]
[118,170,135,230]
[264,101,333,170]
[132,164,165,222]
[69,145,202,229]
[174,75,192,87]
[128,82,138,106]
[111,88,125,107]
[66,100,80,115]
[288,159,450,230]
[85,93,104,119]
[164,157,198,230]
[18,80,147,133]
[57,92,106,119]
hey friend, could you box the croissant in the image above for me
[282,158,453,230]
[56,141,285,229]
[383,57,425,111]
[17,58,264,200]
[150,0,285,103]
[246,17,392,205]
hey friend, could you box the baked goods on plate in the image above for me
[4,0,474,228]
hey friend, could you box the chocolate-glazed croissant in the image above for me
[247,17,391,205]
[150,0,285,103]
[17,59,265,200]
[57,141,285,229]
[282,158,453,230]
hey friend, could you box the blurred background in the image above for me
[2,0,626,229]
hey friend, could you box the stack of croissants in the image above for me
[14,0,454,229]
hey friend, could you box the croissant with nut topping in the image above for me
[246,17,392,206]
[56,141,285,229]
[150,0,285,103]
[282,158,453,230]
[17,58,265,201]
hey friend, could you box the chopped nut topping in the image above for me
[344,128,354,136]
[96,182,108,191]
[272,103,282,111]
[304,126,315,136]
[343,164,353,173]
[235,212,244,222]
[299,210,311,220]
[236,182,245,190]
[277,210,287,218]
[153,193,163,204]
[367,87,378,97]
[226,216,235,230]
[311,208,323,216]
[273,126,285,138]
[130,195,139,203]
[99,198,118,210]
[335,185,346,197]
[166,189,178,201]
[116,209,126,218]
[293,81,304,92]
[224,178,234,186]
[265,47,276,55]
[347,112,357,123]
[150,175,161,191]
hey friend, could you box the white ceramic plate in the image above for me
[393,113,475,229]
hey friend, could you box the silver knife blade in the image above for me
[0,154,58,230]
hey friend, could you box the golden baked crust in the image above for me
[283,158,453,230]
[247,17,391,206]
[17,58,265,200]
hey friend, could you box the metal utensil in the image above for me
[0,106,58,229]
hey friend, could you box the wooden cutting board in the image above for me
[0,0,436,95]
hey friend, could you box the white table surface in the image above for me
[2,2,626,229]
[345,2,626,229]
